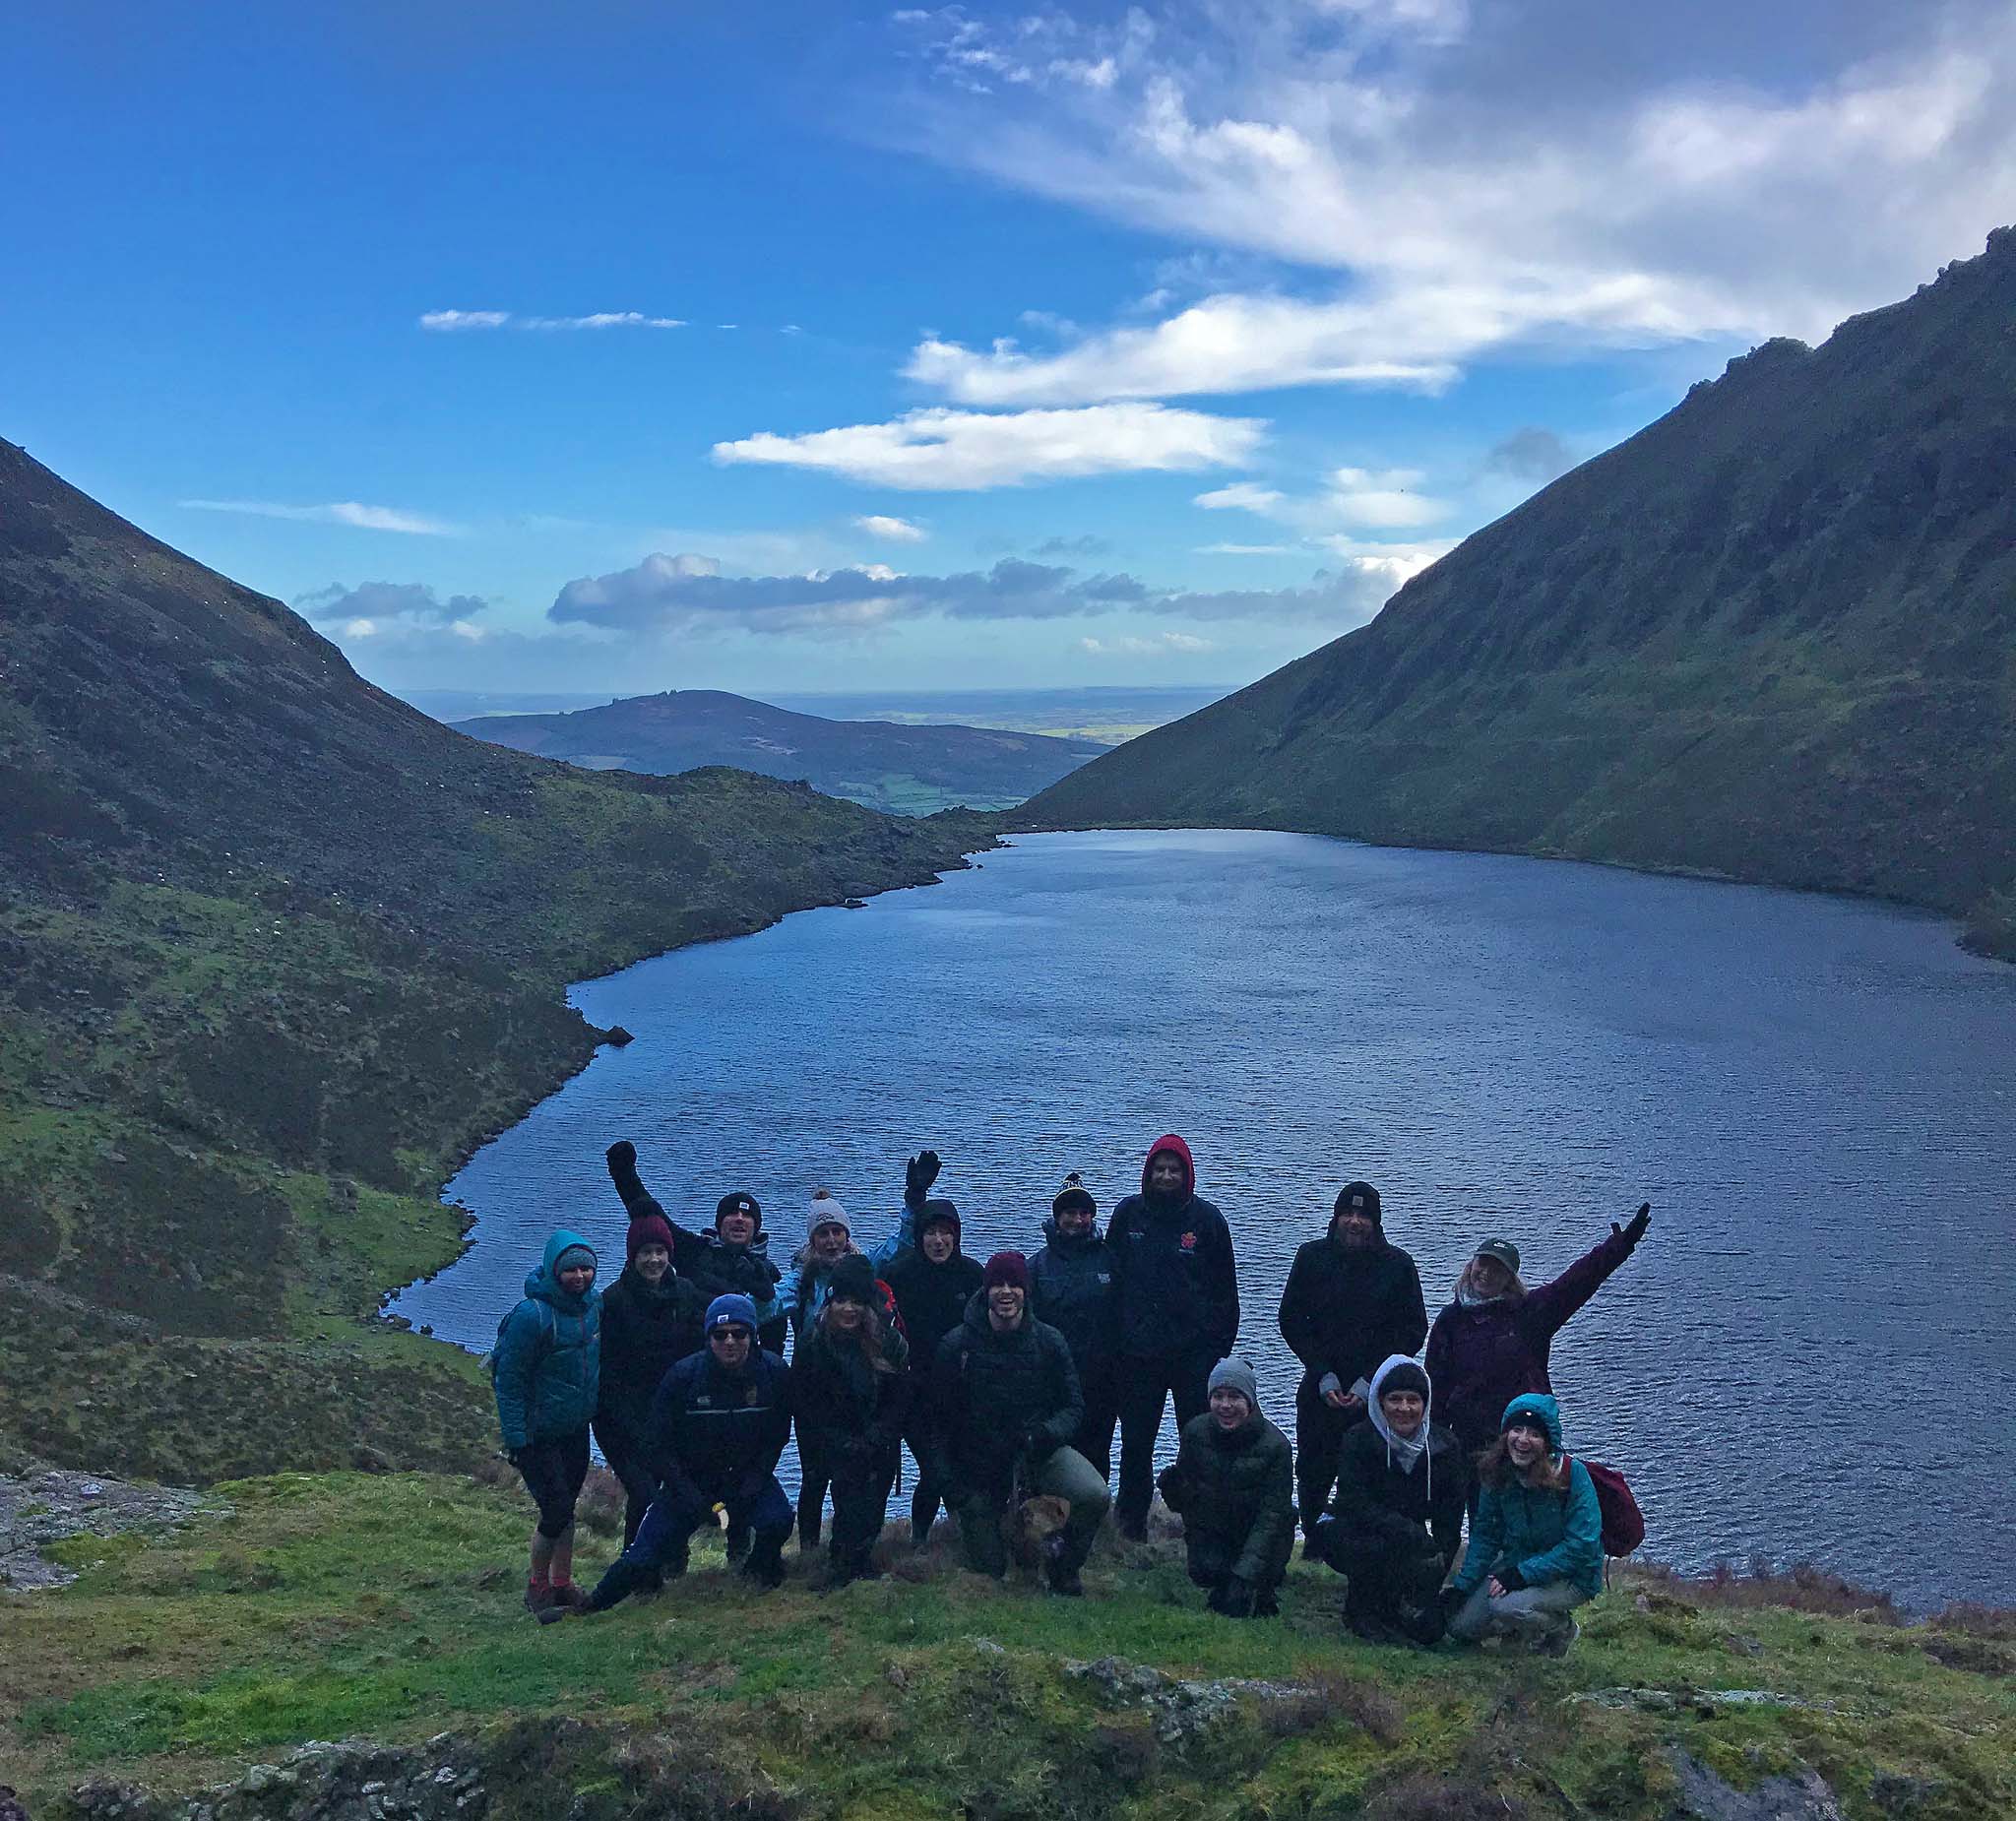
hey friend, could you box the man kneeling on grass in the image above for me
[1155,1358,1294,1617]
[564,1293,793,1619]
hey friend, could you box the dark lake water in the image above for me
[399,830,2016,1608]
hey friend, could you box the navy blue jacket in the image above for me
[646,1347,793,1510]
[1028,1218,1119,1379]
[1107,1135,1239,1361]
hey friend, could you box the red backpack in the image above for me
[1570,1457,1645,1557]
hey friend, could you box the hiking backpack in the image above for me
[1572,1457,1645,1557]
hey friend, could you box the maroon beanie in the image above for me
[626,1212,676,1265]
[982,1250,1030,1293]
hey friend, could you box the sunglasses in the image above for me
[710,1326,753,1342]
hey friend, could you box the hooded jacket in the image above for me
[929,1292,1084,1493]
[646,1344,793,1510]
[493,1229,602,1449]
[595,1263,707,1449]
[791,1319,913,1459]
[882,1222,984,1380]
[1028,1215,1119,1379]
[606,1150,786,1336]
[1159,1408,1296,1586]
[1106,1136,1239,1360]
[1424,1226,1638,1450]
[1278,1222,1427,1394]
[1450,1393,1604,1600]
[1329,1354,1466,1564]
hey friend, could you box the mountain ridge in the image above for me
[1021,232,2016,956]
[451,687,1107,815]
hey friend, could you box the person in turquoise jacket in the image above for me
[1444,1392,1601,1654]
[493,1228,602,1619]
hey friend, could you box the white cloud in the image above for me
[853,514,929,542]
[886,5,2016,402]
[1080,630,1218,656]
[1195,542,1297,556]
[182,499,462,535]
[713,403,1265,490]
[417,309,683,331]
[1196,468,1451,534]
[1194,483,1286,513]
[295,581,490,624]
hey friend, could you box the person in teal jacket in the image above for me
[1444,1392,1601,1655]
[493,1228,602,1618]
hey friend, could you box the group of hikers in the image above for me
[491,1134,1653,1654]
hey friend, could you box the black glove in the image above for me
[1155,1465,1181,1509]
[1495,1563,1529,1593]
[506,1444,535,1472]
[905,1150,943,1201]
[1613,1201,1652,1244]
[1208,1576,1255,1618]
[606,1140,638,1179]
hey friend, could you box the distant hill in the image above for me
[1025,231,2016,958]
[451,689,1109,814]
[0,437,983,1482]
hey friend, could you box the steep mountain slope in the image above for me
[454,688,1107,814]
[0,438,984,1480]
[1025,232,2016,954]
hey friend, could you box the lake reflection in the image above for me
[401,831,2016,1607]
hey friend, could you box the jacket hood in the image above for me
[528,1228,599,1309]
[1501,1391,1564,1453]
[1141,1133,1196,1202]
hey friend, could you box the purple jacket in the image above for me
[1423,1229,1636,1451]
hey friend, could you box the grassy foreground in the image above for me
[5,1473,2011,1819]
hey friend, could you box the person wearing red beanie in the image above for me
[594,1211,704,1548]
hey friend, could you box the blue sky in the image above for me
[6,0,2011,695]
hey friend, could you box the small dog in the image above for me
[1007,1494,1071,1578]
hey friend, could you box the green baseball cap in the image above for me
[1475,1238,1521,1273]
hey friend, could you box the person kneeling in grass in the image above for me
[1155,1357,1294,1617]
[1313,1355,1466,1645]
[569,1294,793,1618]
[1442,1392,1602,1655]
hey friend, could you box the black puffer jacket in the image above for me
[1107,1135,1238,1361]
[1029,1218,1118,1377]
[1329,1418,1467,1566]
[791,1322,912,1463]
[596,1266,707,1447]
[1158,1412,1296,1584]
[882,1242,983,1380]
[1278,1233,1426,1394]
[930,1294,1084,1494]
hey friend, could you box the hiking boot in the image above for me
[724,1523,751,1566]
[1252,1587,1281,1618]
[1046,1562,1086,1598]
[1116,1515,1148,1544]
[741,1541,787,1592]
[1531,1616,1580,1659]
[523,1580,556,1617]
[548,1582,590,1610]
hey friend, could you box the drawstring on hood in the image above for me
[1367,1352,1434,1499]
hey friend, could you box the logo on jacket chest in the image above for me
[1179,1232,1198,1254]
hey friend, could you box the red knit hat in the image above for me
[626,1212,676,1265]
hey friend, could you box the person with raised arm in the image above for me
[1028,1172,1120,1482]
[880,1182,982,1547]
[1106,1135,1239,1539]
[1424,1204,1653,1469]
[1277,1181,1427,1541]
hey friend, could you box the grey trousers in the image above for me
[956,1446,1111,1577]
[1448,1578,1590,1642]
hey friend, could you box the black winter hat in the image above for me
[918,1198,962,1238]
[1333,1181,1383,1225]
[1377,1361,1429,1402]
[827,1253,877,1305]
[1052,1171,1096,1218]
[715,1190,760,1229]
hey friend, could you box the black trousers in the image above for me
[1073,1359,1118,1485]
[593,1419,657,1550]
[1293,1374,1369,1530]
[829,1447,900,1564]
[1319,1524,1451,1644]
[516,1427,590,1539]
[797,1435,832,1548]
[1116,1349,1215,1528]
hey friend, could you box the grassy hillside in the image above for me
[1023,234,2016,957]
[5,1473,2011,1819]
[0,437,989,1481]
[454,689,1109,816]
